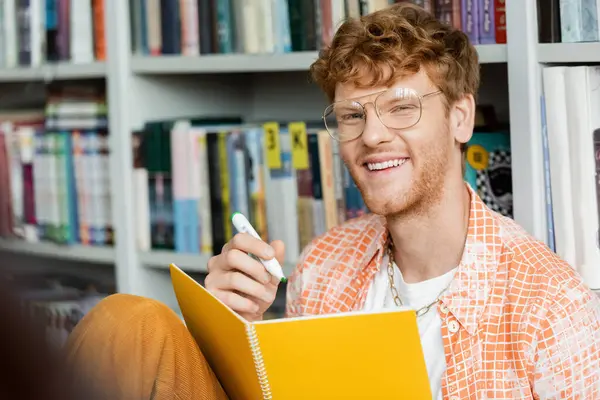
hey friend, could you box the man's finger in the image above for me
[222,249,272,284]
[220,271,271,303]
[212,289,259,315]
[230,233,275,260]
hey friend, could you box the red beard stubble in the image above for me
[348,122,453,219]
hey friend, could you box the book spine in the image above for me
[246,127,268,242]
[72,130,88,244]
[194,129,213,254]
[17,0,31,66]
[19,126,37,241]
[5,123,24,237]
[452,0,462,30]
[159,0,180,54]
[179,0,199,55]
[308,132,325,237]
[461,0,478,44]
[206,132,225,253]
[478,0,495,44]
[57,0,69,60]
[70,0,94,63]
[245,324,272,399]
[0,131,11,237]
[218,131,232,241]
[171,121,189,253]
[29,0,44,66]
[494,0,506,43]
[559,0,600,43]
[197,0,214,54]
[146,0,162,55]
[538,0,561,43]
[434,0,451,27]
[3,0,18,67]
[215,0,233,53]
[331,138,345,225]
[92,0,106,60]
[318,131,337,231]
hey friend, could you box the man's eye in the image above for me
[389,105,416,113]
[340,113,363,120]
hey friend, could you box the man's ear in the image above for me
[449,93,476,146]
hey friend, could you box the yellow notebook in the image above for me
[170,263,432,400]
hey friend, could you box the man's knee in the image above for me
[68,293,183,352]
[84,293,175,322]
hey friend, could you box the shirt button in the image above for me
[440,303,449,314]
[448,320,459,333]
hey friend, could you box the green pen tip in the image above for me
[281,277,287,283]
[231,212,241,220]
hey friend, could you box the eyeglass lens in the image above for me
[324,88,422,141]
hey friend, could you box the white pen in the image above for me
[231,212,287,283]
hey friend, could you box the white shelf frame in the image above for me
[131,44,507,75]
[538,42,600,63]
[505,0,547,243]
[0,239,115,264]
[0,62,106,82]
[2,0,593,305]
[142,250,296,276]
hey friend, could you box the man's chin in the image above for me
[362,191,415,217]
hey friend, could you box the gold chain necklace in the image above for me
[386,242,454,318]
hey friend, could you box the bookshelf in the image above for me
[0,239,115,264]
[143,250,297,276]
[131,44,507,74]
[538,42,600,63]
[1,0,599,312]
[0,62,107,82]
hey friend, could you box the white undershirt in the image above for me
[363,262,457,400]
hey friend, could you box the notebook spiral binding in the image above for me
[246,324,273,399]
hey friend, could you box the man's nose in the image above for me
[360,105,394,148]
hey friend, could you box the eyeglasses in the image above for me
[322,87,442,142]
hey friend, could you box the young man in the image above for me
[66,3,600,399]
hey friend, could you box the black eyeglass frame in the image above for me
[321,88,443,142]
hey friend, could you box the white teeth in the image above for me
[367,159,407,171]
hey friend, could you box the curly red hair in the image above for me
[310,3,480,108]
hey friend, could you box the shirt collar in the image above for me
[363,184,503,336]
[439,184,503,335]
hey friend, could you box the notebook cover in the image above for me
[170,264,263,399]
[253,310,432,399]
[170,264,432,399]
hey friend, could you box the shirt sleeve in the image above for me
[532,288,600,398]
[284,244,312,318]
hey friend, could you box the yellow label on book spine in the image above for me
[289,121,309,170]
[263,122,281,169]
[218,131,232,240]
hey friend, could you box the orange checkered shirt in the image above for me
[285,184,600,399]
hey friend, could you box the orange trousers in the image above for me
[65,294,229,399]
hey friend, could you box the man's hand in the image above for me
[205,234,285,321]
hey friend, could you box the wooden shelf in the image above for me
[131,45,507,75]
[0,62,106,82]
[0,239,115,264]
[538,42,600,63]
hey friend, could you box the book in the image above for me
[169,263,432,399]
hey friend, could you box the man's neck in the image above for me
[386,179,471,284]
